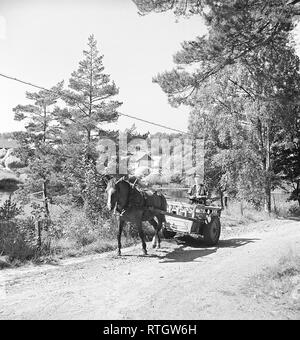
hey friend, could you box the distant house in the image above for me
[130,152,153,172]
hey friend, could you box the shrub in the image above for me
[0,195,22,220]
[288,204,300,217]
[0,218,38,261]
[54,209,117,247]
[273,200,300,217]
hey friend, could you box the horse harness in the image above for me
[117,181,160,216]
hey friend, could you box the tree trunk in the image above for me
[36,220,42,250]
[240,201,244,216]
[42,180,50,218]
[263,123,272,213]
[220,189,224,209]
[297,179,300,207]
[264,184,271,213]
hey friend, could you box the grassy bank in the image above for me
[0,207,156,268]
[246,251,300,316]
[221,199,300,231]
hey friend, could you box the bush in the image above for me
[53,209,117,247]
[273,200,300,217]
[0,201,161,265]
[288,203,300,217]
[0,218,38,261]
[0,195,22,220]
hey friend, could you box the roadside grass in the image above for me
[46,208,155,261]
[221,199,299,235]
[273,200,300,218]
[0,207,155,268]
[0,257,11,269]
[246,251,300,316]
[48,235,139,260]
[221,201,272,230]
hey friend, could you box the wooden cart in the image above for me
[161,200,222,246]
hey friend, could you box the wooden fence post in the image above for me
[240,201,244,216]
[36,220,42,250]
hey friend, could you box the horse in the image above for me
[106,177,167,256]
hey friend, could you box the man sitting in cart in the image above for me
[188,175,208,205]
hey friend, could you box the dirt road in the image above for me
[0,219,299,320]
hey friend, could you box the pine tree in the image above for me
[59,34,121,144]
[56,35,122,217]
[13,82,64,218]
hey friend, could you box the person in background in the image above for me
[188,175,208,205]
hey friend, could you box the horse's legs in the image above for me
[117,218,125,256]
[137,222,147,255]
[155,215,165,249]
[148,218,159,248]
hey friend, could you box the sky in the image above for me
[0,0,207,134]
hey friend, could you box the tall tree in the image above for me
[272,112,300,206]
[56,35,122,217]
[188,42,300,211]
[134,0,300,212]
[134,0,300,107]
[13,82,64,218]
[59,34,121,144]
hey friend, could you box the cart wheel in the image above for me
[203,216,221,246]
[162,227,176,239]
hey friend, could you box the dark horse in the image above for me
[106,177,167,256]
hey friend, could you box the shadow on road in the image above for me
[218,238,260,248]
[118,253,165,259]
[277,216,300,222]
[160,246,217,263]
[172,235,259,248]
[159,237,259,263]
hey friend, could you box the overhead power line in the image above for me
[117,112,188,134]
[0,72,190,135]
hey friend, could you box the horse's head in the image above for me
[106,177,130,211]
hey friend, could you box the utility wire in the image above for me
[0,72,191,135]
[117,112,189,134]
[0,72,223,180]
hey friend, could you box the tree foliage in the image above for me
[13,82,64,217]
[134,0,300,210]
[54,35,123,218]
[58,34,122,143]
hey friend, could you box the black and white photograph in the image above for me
[0,0,299,323]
